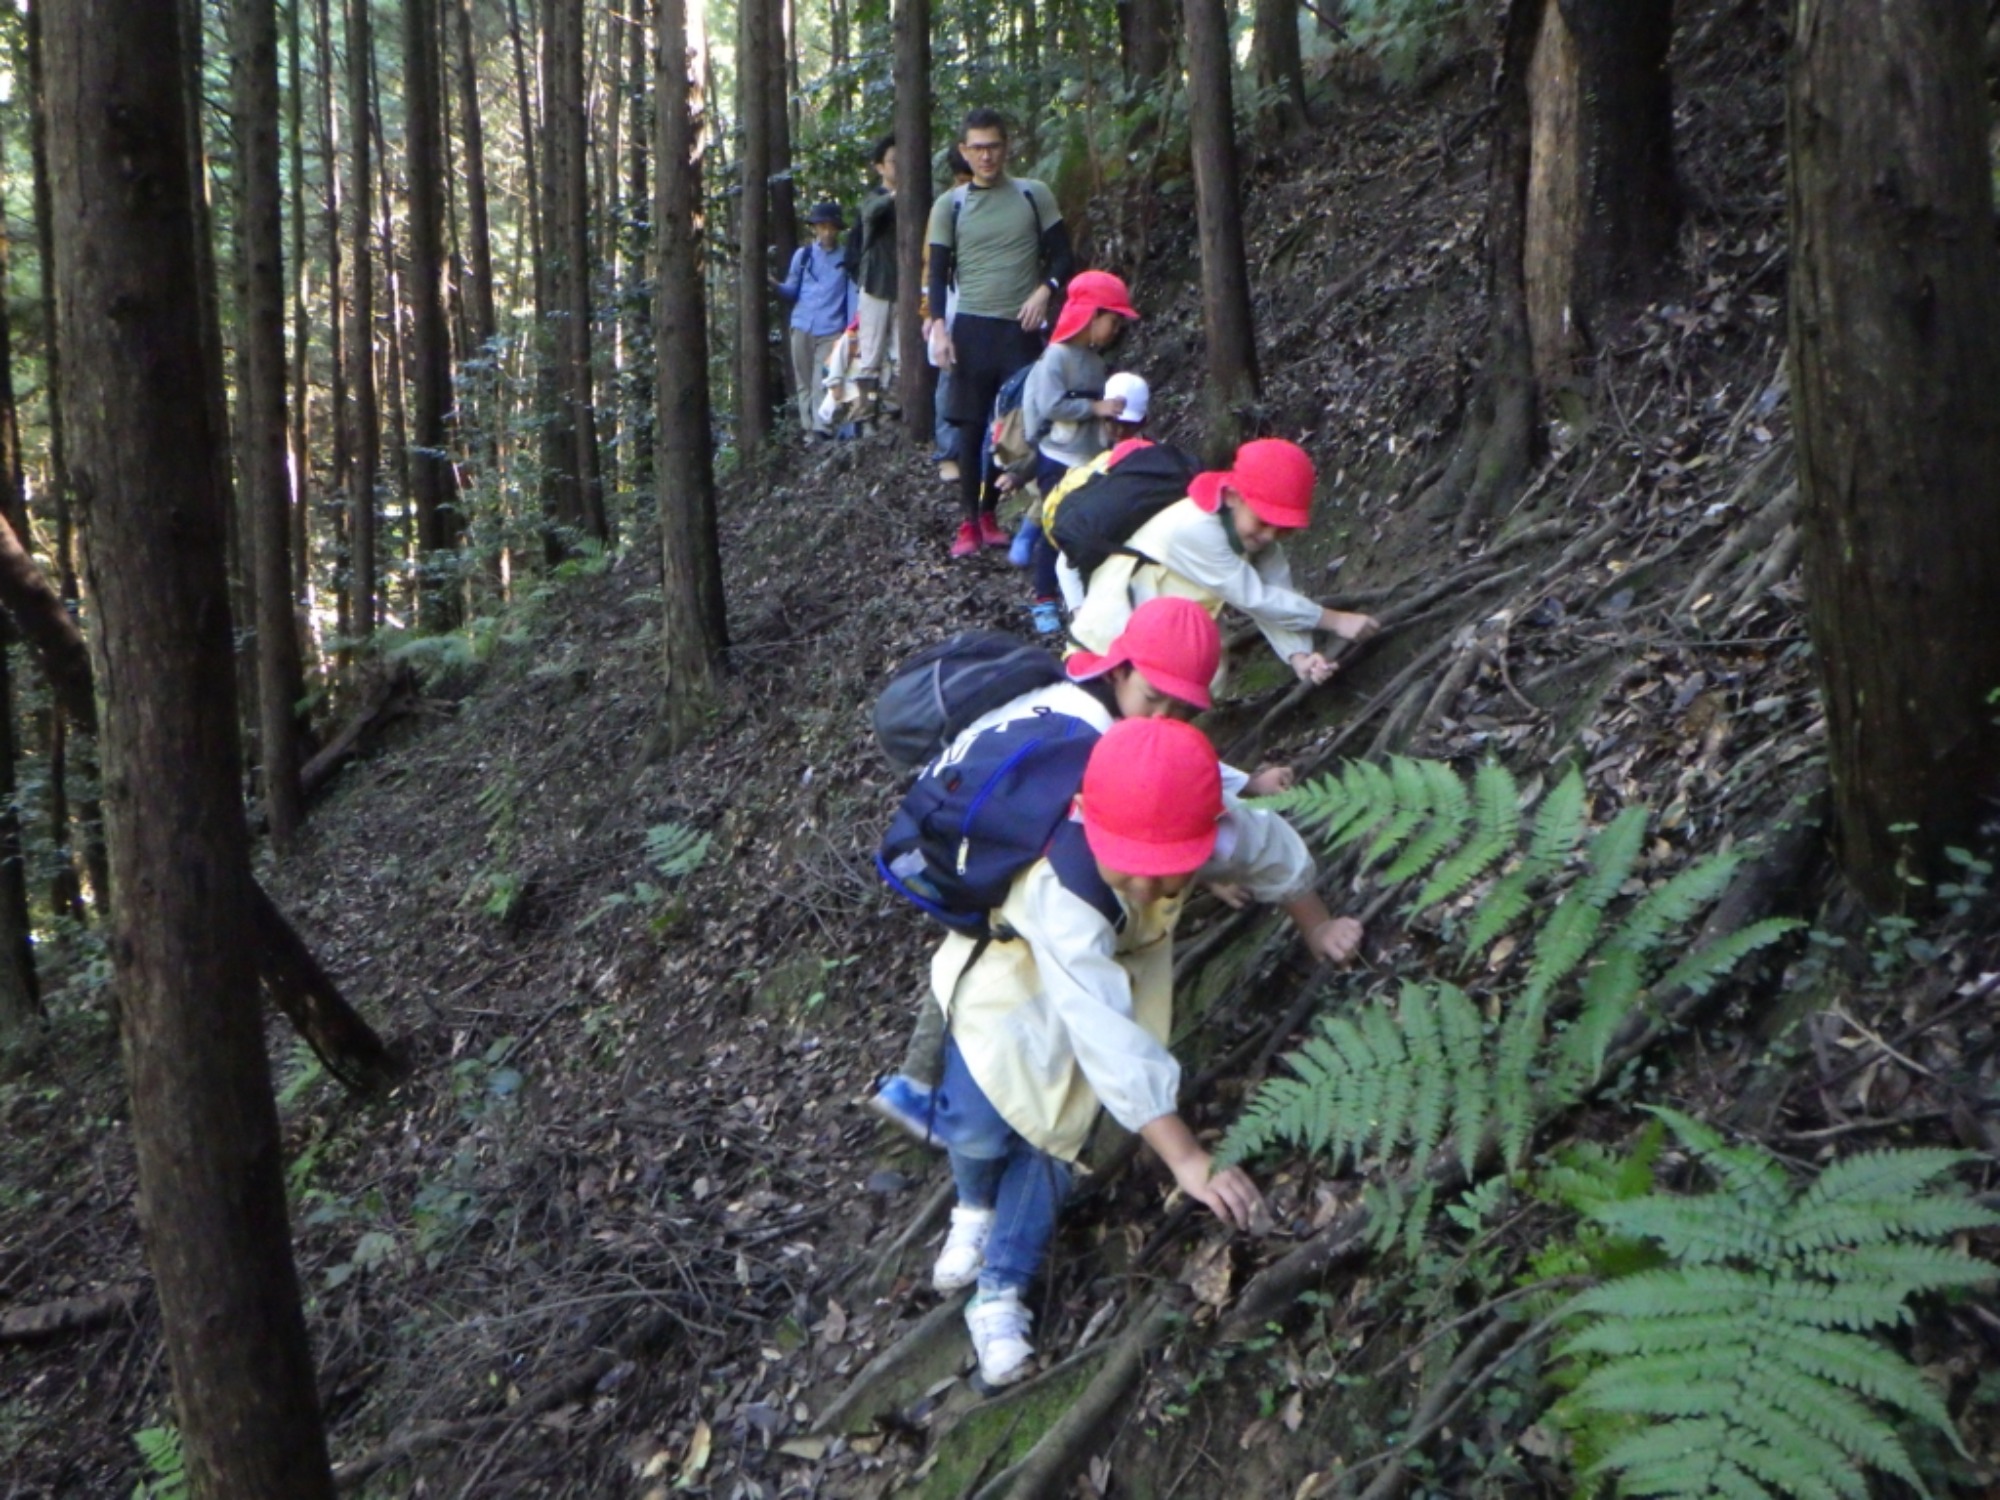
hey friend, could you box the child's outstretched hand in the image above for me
[1144,1116,1269,1232]
[1243,764,1295,797]
[1304,916,1364,965]
[1288,651,1338,685]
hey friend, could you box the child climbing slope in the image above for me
[869,598,1362,1148]
[1068,437,1380,689]
[922,717,1268,1386]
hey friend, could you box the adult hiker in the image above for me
[868,597,1364,1158]
[1066,437,1381,692]
[925,108,1074,558]
[772,200,857,438]
[848,135,899,423]
[907,717,1270,1387]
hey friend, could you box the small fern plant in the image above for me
[1550,1107,1999,1500]
[1222,760,1800,1179]
[579,821,712,933]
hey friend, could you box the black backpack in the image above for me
[875,709,1104,936]
[872,631,1066,770]
[1049,441,1203,584]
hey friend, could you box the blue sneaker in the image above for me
[1007,511,1038,568]
[867,1074,943,1148]
[1029,599,1062,636]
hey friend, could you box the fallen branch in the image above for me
[0,1282,146,1342]
[249,885,408,1096]
[298,664,418,802]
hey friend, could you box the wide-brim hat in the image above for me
[1188,438,1315,529]
[1050,270,1141,345]
[807,200,845,226]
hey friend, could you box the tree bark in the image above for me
[314,0,351,655]
[1788,0,2000,907]
[1523,0,1677,384]
[0,128,41,1031]
[405,0,463,630]
[656,0,730,748]
[234,0,308,843]
[1183,0,1260,455]
[1120,0,1174,87]
[347,0,380,642]
[453,0,499,351]
[625,4,656,494]
[893,0,933,442]
[1253,0,1308,134]
[45,0,337,1489]
[736,0,774,456]
[555,0,606,541]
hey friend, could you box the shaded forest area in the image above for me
[3,0,2000,1496]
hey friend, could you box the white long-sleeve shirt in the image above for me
[1070,498,1324,667]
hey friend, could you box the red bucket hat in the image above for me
[1079,719,1223,877]
[1049,270,1141,345]
[1065,596,1220,711]
[1188,438,1316,530]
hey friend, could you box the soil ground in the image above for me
[4,3,1998,1496]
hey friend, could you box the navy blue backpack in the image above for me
[876,709,1100,935]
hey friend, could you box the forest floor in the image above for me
[5,1,2000,1495]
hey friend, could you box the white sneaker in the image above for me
[966,1288,1035,1387]
[932,1206,995,1293]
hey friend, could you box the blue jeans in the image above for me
[932,370,958,460]
[933,1036,1071,1295]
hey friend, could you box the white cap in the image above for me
[1103,371,1150,423]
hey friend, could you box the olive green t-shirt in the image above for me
[926,175,1063,320]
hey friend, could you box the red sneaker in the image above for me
[949,521,981,559]
[978,512,1010,549]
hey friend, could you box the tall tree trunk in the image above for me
[315,0,351,656]
[405,0,462,629]
[23,0,91,923]
[347,0,380,642]
[656,0,729,748]
[827,0,849,118]
[1182,0,1260,456]
[287,0,313,626]
[625,4,656,494]
[454,0,498,350]
[736,0,774,457]
[1789,0,2000,907]
[1522,0,1677,385]
[1253,0,1308,133]
[45,0,337,1489]
[766,0,796,288]
[556,0,606,540]
[1120,0,1173,86]
[234,0,307,842]
[893,0,932,442]
[0,126,41,1032]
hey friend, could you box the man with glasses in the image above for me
[926,109,1074,559]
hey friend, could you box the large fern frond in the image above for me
[1413,760,1518,910]
[1552,1112,1998,1500]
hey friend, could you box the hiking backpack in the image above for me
[875,709,1100,935]
[872,630,1066,770]
[1047,440,1203,584]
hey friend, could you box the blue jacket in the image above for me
[775,243,856,337]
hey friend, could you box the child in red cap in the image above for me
[920,717,1267,1388]
[1069,437,1380,689]
[869,600,1364,1157]
[999,271,1143,632]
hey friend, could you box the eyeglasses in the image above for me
[963,141,1006,155]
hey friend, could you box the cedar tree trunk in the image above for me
[1788,0,2000,906]
[736,0,774,456]
[893,0,933,441]
[45,0,337,1489]
[1183,0,1260,454]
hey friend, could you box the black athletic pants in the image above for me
[947,313,1043,524]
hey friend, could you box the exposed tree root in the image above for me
[0,1282,145,1342]
[810,1289,971,1436]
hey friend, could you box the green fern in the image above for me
[1225,762,1799,1179]
[1552,1108,1999,1500]
[644,821,712,879]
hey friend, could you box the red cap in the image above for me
[1049,270,1141,345]
[1079,719,1223,876]
[1065,596,1220,710]
[1188,438,1316,529]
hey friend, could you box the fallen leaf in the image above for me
[677,1419,712,1484]
[777,1436,829,1462]
[1281,1389,1304,1432]
[1183,1239,1233,1309]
